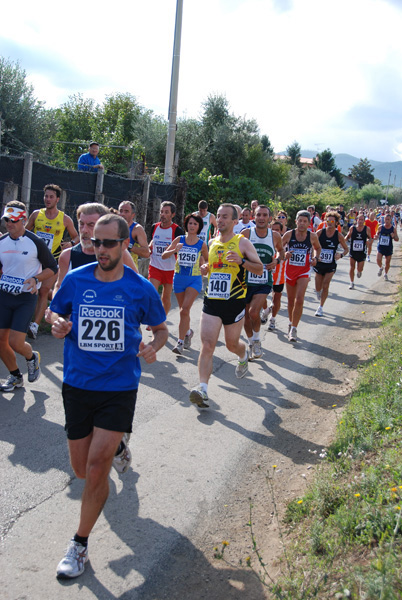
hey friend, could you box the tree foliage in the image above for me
[314,148,343,187]
[0,57,55,158]
[285,141,302,169]
[299,168,336,194]
[349,158,375,188]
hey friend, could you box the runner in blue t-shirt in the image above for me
[47,214,168,580]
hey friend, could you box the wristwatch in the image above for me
[34,277,39,284]
[241,258,246,265]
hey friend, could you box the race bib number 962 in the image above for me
[78,305,125,352]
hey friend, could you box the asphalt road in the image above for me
[0,247,400,600]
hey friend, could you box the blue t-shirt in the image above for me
[50,264,166,391]
[77,152,101,172]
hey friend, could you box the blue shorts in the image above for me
[173,274,202,294]
[245,284,272,305]
[0,290,38,333]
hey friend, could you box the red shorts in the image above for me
[148,265,174,285]
[285,273,310,287]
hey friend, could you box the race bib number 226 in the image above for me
[78,305,125,352]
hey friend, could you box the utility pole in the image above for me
[164,0,183,184]
[385,170,391,204]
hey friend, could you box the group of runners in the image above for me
[0,187,400,580]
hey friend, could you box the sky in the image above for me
[1,0,401,163]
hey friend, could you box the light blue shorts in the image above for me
[173,274,202,294]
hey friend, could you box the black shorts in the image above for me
[62,383,137,440]
[313,264,337,275]
[0,290,38,333]
[203,296,246,325]
[273,283,284,293]
[245,284,272,305]
[350,252,366,263]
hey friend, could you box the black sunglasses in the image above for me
[91,237,126,248]
[3,217,23,223]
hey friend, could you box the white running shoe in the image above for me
[384,273,389,281]
[378,267,383,277]
[27,322,38,340]
[183,329,194,350]
[251,340,262,360]
[172,341,184,355]
[27,351,41,383]
[112,433,132,474]
[288,327,297,342]
[56,539,88,579]
[189,385,209,408]
[316,290,322,302]
[315,306,324,317]
[235,351,249,378]
[267,317,276,331]
[288,322,292,334]
[349,282,354,290]
[357,271,362,278]
[366,255,370,262]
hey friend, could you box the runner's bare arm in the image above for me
[162,236,181,259]
[61,215,79,248]
[234,237,263,275]
[131,224,150,258]
[137,322,169,363]
[25,210,39,231]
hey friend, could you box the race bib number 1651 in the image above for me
[78,305,125,352]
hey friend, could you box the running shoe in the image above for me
[384,273,389,281]
[260,306,271,324]
[56,539,88,579]
[288,327,297,342]
[357,271,362,278]
[378,267,383,277]
[183,329,194,350]
[189,385,209,408]
[27,322,38,340]
[112,433,132,474]
[366,255,370,262]
[251,340,262,360]
[316,290,322,302]
[235,351,249,378]
[315,306,324,317]
[0,374,23,392]
[267,317,276,331]
[27,351,41,383]
[172,341,184,355]
[349,282,354,290]
[288,322,292,334]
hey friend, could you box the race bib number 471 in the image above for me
[78,305,125,352]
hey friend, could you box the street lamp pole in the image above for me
[164,0,183,184]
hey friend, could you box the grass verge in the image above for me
[273,296,402,598]
[216,293,402,599]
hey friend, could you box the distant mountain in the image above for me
[278,150,402,186]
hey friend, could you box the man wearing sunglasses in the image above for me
[47,214,168,579]
[0,201,58,392]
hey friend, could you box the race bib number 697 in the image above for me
[78,305,125,352]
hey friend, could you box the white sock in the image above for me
[252,331,260,341]
[199,382,208,393]
[240,351,248,362]
[248,336,253,345]
[186,329,192,337]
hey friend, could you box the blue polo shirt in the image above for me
[77,152,101,172]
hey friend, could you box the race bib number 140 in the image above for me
[78,305,125,352]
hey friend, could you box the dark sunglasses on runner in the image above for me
[91,237,126,248]
[277,215,287,219]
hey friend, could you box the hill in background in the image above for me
[279,150,402,186]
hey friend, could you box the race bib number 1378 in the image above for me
[78,305,125,352]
